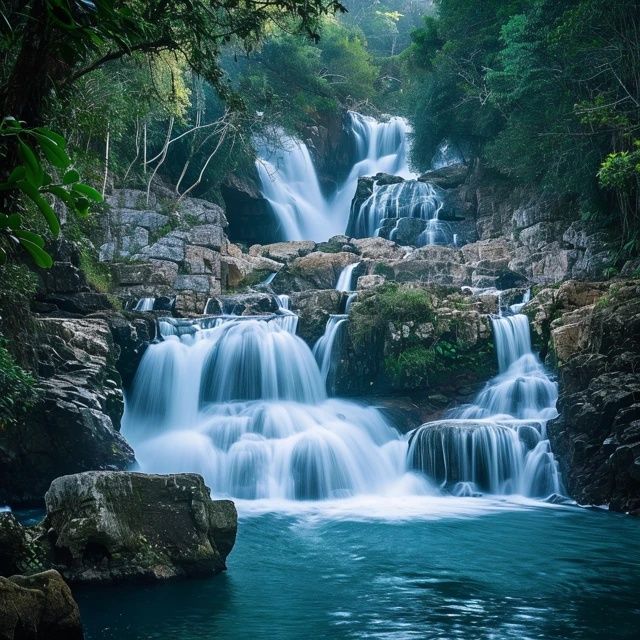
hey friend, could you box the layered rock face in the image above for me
[0,315,144,505]
[526,279,640,512]
[1,472,237,584]
[0,570,83,640]
[98,189,229,314]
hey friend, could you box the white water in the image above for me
[347,180,448,243]
[255,112,415,241]
[335,262,360,291]
[312,314,349,387]
[123,316,426,500]
[408,310,562,497]
[134,297,155,311]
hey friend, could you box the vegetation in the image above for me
[0,335,38,427]
[349,283,494,388]
[405,0,640,255]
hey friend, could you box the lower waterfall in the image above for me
[124,303,563,503]
[123,315,422,501]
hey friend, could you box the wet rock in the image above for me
[350,237,406,261]
[289,289,343,344]
[0,570,83,640]
[206,292,279,316]
[43,471,237,583]
[418,163,469,189]
[248,241,317,262]
[274,251,360,291]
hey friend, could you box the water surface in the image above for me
[77,500,640,640]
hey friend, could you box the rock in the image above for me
[187,224,226,251]
[275,251,360,291]
[248,241,317,262]
[0,317,136,505]
[0,570,83,640]
[112,260,179,287]
[357,274,386,290]
[106,188,154,210]
[206,292,279,316]
[289,290,343,344]
[418,163,469,188]
[180,197,227,226]
[350,237,406,260]
[44,471,237,583]
[136,231,186,263]
[545,279,640,513]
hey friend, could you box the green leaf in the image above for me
[72,182,103,202]
[8,166,25,183]
[18,139,43,187]
[63,169,80,184]
[19,237,53,269]
[34,133,70,169]
[14,228,45,248]
[47,185,72,205]
[33,127,66,149]
[5,213,21,230]
[72,196,91,217]
[18,181,60,237]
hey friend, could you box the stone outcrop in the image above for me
[0,570,83,640]
[1,472,237,584]
[330,283,495,398]
[289,289,344,344]
[525,279,640,513]
[96,189,229,314]
[0,316,137,505]
[273,251,361,292]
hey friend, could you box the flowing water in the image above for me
[134,297,155,311]
[409,313,561,497]
[255,112,415,241]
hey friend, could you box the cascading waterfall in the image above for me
[255,112,415,241]
[123,315,424,501]
[255,132,334,241]
[134,297,155,311]
[347,180,447,243]
[335,262,360,292]
[313,314,348,386]
[408,309,562,498]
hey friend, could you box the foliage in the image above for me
[0,335,38,428]
[405,0,640,255]
[0,117,102,267]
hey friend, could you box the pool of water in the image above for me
[76,498,640,640]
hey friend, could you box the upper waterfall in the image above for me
[255,112,415,242]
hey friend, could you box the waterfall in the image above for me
[255,112,414,241]
[134,297,155,311]
[276,294,298,334]
[408,308,562,498]
[123,315,423,501]
[431,140,464,169]
[346,179,453,246]
[312,314,348,386]
[335,262,360,292]
[255,132,333,241]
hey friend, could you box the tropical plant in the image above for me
[0,117,102,267]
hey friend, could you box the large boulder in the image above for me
[248,241,317,263]
[274,251,360,292]
[43,472,237,583]
[0,570,83,640]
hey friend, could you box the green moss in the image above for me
[78,247,122,309]
[384,339,494,387]
[349,283,438,348]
